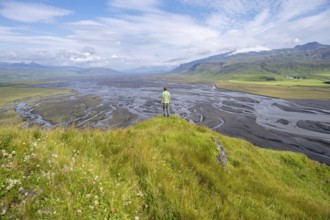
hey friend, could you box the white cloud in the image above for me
[293,38,301,43]
[0,1,73,23]
[64,12,221,68]
[107,0,160,12]
[0,0,329,69]
[179,0,270,16]
[70,52,101,63]
[230,46,271,55]
[276,0,327,21]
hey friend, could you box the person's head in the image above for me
[163,86,167,91]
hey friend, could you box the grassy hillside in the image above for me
[1,116,329,219]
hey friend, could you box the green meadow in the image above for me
[214,80,330,99]
[0,83,73,125]
[165,73,330,99]
[0,83,72,107]
[1,116,329,219]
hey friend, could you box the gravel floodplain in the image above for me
[12,77,330,165]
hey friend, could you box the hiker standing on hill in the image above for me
[161,86,171,117]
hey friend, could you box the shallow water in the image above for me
[15,78,330,165]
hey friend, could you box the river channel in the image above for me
[14,77,330,165]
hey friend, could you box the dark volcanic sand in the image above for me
[13,77,330,165]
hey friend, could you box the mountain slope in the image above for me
[1,116,329,219]
[171,42,330,83]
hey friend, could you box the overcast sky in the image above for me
[0,0,329,70]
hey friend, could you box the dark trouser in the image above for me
[163,103,170,117]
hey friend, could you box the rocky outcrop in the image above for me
[214,139,227,168]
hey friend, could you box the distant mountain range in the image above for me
[0,62,122,81]
[1,42,330,82]
[171,42,330,82]
[123,65,175,74]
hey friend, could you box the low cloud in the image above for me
[229,46,271,55]
[70,52,101,63]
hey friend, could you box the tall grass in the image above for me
[1,116,329,219]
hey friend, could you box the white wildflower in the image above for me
[33,142,37,147]
[31,153,36,159]
[137,191,144,197]
[94,200,99,206]
[1,209,6,215]
[6,179,22,191]
[77,209,82,214]
[86,194,91,199]
[135,216,139,220]
[11,151,16,155]
[24,155,30,162]
[5,162,13,168]
[2,150,8,157]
